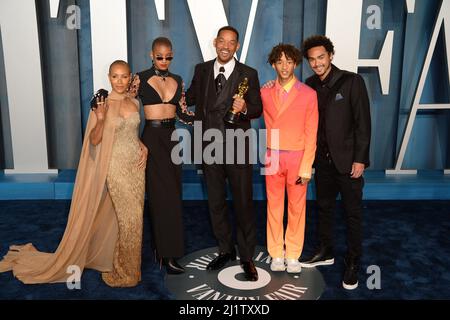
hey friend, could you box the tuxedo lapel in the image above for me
[204,61,216,110]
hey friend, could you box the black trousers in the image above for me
[314,153,363,260]
[142,123,184,259]
[202,159,256,261]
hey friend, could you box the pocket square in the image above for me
[335,93,344,101]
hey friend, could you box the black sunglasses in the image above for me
[155,56,173,61]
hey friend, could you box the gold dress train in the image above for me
[0,97,145,287]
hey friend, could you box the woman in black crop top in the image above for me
[130,37,194,275]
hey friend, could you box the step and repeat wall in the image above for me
[0,0,448,173]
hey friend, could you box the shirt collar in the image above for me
[214,58,236,80]
[275,76,297,93]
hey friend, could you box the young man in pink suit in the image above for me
[261,44,318,273]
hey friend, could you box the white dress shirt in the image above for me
[214,58,236,80]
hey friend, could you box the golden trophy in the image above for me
[224,77,249,124]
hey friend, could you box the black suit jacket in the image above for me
[185,59,262,135]
[306,65,371,174]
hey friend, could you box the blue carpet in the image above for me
[0,200,449,299]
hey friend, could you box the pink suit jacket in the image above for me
[261,80,319,178]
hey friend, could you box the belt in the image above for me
[145,118,176,128]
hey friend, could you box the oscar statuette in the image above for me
[224,77,249,124]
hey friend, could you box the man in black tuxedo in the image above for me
[299,35,371,290]
[185,26,262,281]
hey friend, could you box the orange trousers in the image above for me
[266,149,307,259]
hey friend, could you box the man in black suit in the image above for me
[185,26,262,281]
[299,35,371,290]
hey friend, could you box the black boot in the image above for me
[163,258,185,274]
[342,256,360,290]
[299,246,334,268]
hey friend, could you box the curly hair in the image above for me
[301,35,335,59]
[267,43,302,65]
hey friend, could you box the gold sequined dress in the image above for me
[102,107,145,287]
[0,97,145,287]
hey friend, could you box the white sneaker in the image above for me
[270,257,286,271]
[286,258,302,273]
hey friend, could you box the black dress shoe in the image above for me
[207,250,236,270]
[299,246,334,268]
[163,258,185,274]
[241,260,258,281]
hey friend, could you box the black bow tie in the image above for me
[215,66,226,95]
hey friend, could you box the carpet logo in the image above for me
[166,246,325,300]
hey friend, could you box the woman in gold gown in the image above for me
[0,60,147,287]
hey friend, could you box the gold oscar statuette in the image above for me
[224,77,249,124]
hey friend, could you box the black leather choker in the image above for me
[154,68,169,81]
